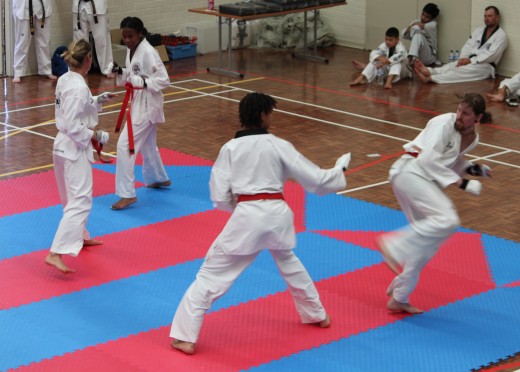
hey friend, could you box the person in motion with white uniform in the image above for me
[72,0,114,77]
[486,71,520,103]
[12,0,56,83]
[46,39,114,273]
[402,3,440,67]
[350,27,408,89]
[376,93,493,314]
[110,17,171,210]
[414,6,507,84]
[169,92,352,355]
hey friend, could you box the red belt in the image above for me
[91,138,113,163]
[237,193,284,203]
[405,152,419,158]
[115,82,144,155]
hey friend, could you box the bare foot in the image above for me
[375,235,401,275]
[413,59,430,77]
[47,74,58,81]
[83,239,103,246]
[384,76,394,89]
[45,253,75,273]
[111,197,137,210]
[414,68,432,83]
[314,314,331,328]
[171,339,195,355]
[349,75,367,86]
[486,91,506,102]
[13,76,21,83]
[387,297,423,314]
[146,180,171,188]
[352,60,366,70]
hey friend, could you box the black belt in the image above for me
[29,0,45,35]
[77,0,99,30]
[468,54,496,68]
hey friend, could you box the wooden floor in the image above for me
[1,45,520,371]
[1,45,518,243]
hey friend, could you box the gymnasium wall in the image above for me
[4,0,519,78]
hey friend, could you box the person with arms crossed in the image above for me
[110,17,171,210]
[12,0,56,83]
[402,3,440,67]
[169,92,352,355]
[376,93,493,314]
[46,39,114,273]
[350,27,409,89]
[414,6,507,84]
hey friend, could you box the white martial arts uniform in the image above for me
[51,71,104,256]
[380,113,479,304]
[114,38,170,198]
[72,0,113,75]
[170,129,346,343]
[428,25,508,84]
[12,0,53,78]
[499,72,520,96]
[402,18,438,66]
[361,41,409,83]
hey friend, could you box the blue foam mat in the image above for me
[0,232,374,370]
[246,286,520,372]
[1,166,213,260]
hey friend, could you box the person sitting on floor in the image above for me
[350,27,409,89]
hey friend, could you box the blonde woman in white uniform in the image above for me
[377,93,493,314]
[46,39,114,273]
[170,92,351,355]
[12,0,56,83]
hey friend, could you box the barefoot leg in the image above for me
[387,297,424,314]
[352,60,367,70]
[45,253,75,273]
[111,197,137,210]
[83,239,103,246]
[171,339,195,355]
[349,74,367,86]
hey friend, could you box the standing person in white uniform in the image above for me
[169,92,352,355]
[350,27,409,89]
[376,93,493,314]
[110,17,171,210]
[72,0,114,77]
[486,72,520,103]
[414,6,507,84]
[12,0,56,83]
[46,39,114,273]
[402,3,439,67]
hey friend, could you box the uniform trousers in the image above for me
[408,33,436,66]
[362,61,409,83]
[428,62,494,84]
[382,168,459,303]
[170,246,326,343]
[51,153,93,256]
[73,13,113,75]
[13,17,52,77]
[115,121,168,198]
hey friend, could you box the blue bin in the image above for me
[165,44,197,60]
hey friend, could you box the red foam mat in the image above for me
[14,263,494,371]
[316,230,493,285]
[0,210,229,309]
[0,169,121,218]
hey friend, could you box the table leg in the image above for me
[207,16,244,78]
